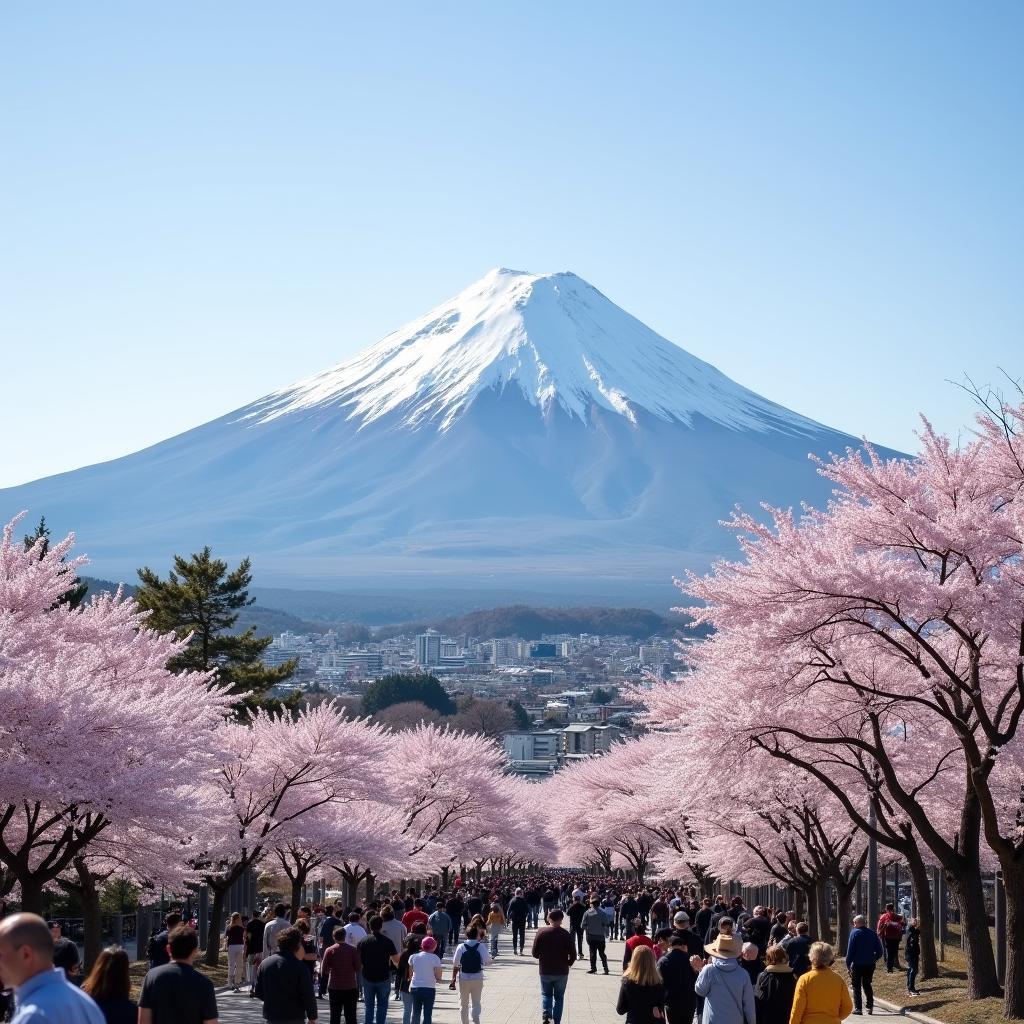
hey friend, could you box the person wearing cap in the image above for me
[407,936,442,1024]
[660,913,700,1024]
[690,932,755,1024]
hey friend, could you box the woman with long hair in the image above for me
[81,946,136,1024]
[789,942,853,1024]
[224,910,246,991]
[615,944,665,1022]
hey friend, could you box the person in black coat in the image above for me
[616,946,666,1024]
[658,935,695,1024]
[754,945,796,1024]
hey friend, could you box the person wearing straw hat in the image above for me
[690,932,755,1024]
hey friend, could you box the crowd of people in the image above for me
[0,875,922,1024]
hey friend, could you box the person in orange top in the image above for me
[789,942,853,1024]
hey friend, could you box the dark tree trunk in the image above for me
[946,865,1001,999]
[440,866,451,889]
[204,884,227,966]
[79,873,103,973]
[906,850,938,980]
[289,874,305,922]
[834,877,855,954]
[803,887,818,938]
[999,861,1023,1018]
[816,881,832,945]
[365,873,376,902]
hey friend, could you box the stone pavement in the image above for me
[216,928,632,1024]
[213,928,903,1024]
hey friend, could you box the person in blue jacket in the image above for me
[845,914,884,1015]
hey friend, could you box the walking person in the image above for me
[146,913,182,971]
[426,903,451,963]
[616,945,665,1023]
[264,905,292,959]
[395,937,421,1024]
[321,927,361,1024]
[254,926,318,1024]
[531,909,576,1024]
[139,924,220,1024]
[407,936,442,1024]
[357,916,400,1024]
[752,945,795,1024]
[904,920,921,997]
[583,898,610,975]
[485,904,506,959]
[844,915,883,1015]
[318,908,342,999]
[81,947,137,1024]
[875,905,903,974]
[0,914,105,1024]
[567,897,587,959]
[781,923,813,978]
[246,912,268,996]
[225,913,246,992]
[449,926,490,1024]
[691,932,755,1024]
[657,934,695,1024]
[506,890,529,956]
[789,943,852,1024]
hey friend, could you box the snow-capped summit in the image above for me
[247,268,816,436]
[0,268,889,596]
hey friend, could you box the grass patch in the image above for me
[835,930,1003,1024]
[128,958,230,998]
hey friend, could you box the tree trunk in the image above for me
[289,874,304,922]
[946,865,1001,999]
[816,881,832,945]
[440,866,451,889]
[365,873,376,902]
[79,873,103,973]
[1000,861,1023,1018]
[803,887,818,938]
[203,885,227,966]
[834,877,855,955]
[906,850,938,980]
[17,876,45,915]
[794,888,806,921]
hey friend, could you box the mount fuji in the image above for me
[1,269,885,598]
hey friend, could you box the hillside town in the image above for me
[262,626,680,775]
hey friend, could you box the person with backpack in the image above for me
[505,889,530,956]
[875,905,904,974]
[449,925,491,1024]
[753,944,796,1024]
[904,919,921,997]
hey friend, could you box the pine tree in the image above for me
[23,517,88,609]
[134,547,299,716]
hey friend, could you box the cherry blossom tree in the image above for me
[0,514,230,913]
[650,404,1024,1012]
[198,703,386,964]
[386,724,519,884]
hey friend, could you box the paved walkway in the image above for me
[215,928,904,1024]
[217,928,631,1024]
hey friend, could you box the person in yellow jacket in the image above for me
[789,942,853,1024]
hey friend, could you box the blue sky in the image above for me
[1,1,1020,487]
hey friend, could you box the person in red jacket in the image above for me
[402,899,429,932]
[876,904,904,974]
[623,920,656,970]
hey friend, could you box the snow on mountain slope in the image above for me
[246,268,819,436]
[0,267,888,593]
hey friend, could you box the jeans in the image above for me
[850,963,876,1011]
[587,936,608,972]
[906,958,919,993]
[459,978,483,1024]
[330,988,358,1024]
[540,974,569,1023]
[400,991,413,1024]
[433,939,446,961]
[571,927,584,957]
[528,904,540,928]
[363,979,392,1024]
[667,997,696,1024]
[410,987,436,1024]
[511,920,526,952]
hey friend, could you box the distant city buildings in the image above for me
[262,621,675,774]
